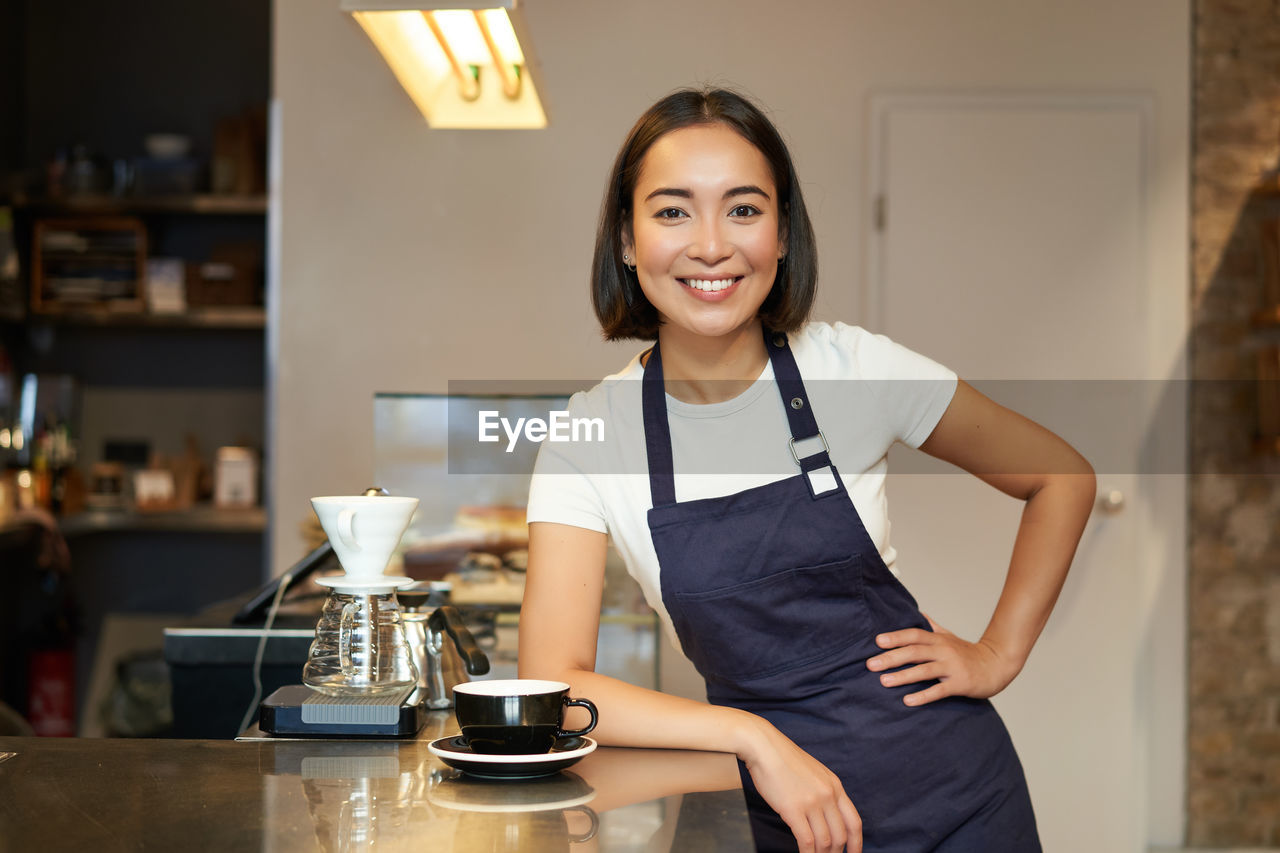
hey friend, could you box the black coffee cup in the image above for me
[453,679,598,755]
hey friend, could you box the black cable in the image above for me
[237,572,292,736]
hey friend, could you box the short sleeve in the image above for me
[832,322,958,449]
[525,392,609,534]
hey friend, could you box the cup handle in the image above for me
[557,697,598,739]
[563,805,599,843]
[337,508,361,552]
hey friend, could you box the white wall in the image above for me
[273,0,1189,565]
[272,0,1189,841]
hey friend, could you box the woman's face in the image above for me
[623,123,786,342]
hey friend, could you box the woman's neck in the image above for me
[653,322,770,404]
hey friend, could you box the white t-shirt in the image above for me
[526,322,958,649]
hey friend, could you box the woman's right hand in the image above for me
[736,715,862,852]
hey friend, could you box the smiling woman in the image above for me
[520,87,1094,853]
[623,124,786,344]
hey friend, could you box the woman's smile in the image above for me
[678,275,743,298]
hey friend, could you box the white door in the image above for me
[868,95,1180,852]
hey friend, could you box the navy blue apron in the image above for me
[643,328,1041,852]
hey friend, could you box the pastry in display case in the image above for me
[402,505,528,605]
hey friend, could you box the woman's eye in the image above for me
[729,204,761,217]
[655,208,687,220]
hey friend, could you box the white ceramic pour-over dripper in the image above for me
[304,495,420,696]
[311,495,419,580]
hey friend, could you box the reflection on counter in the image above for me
[267,732,602,851]
[0,716,750,850]
[249,713,748,852]
[433,771,601,850]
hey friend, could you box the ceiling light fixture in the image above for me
[341,0,547,129]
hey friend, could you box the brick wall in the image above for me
[1189,0,1280,845]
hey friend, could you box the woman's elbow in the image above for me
[1054,450,1097,514]
[517,641,595,683]
[1074,449,1096,490]
[518,659,595,688]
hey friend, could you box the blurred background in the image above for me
[0,1,1276,850]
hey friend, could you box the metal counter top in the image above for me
[0,714,752,851]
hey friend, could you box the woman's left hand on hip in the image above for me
[865,614,1020,706]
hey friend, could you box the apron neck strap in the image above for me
[767,329,822,443]
[642,342,677,507]
[642,327,830,509]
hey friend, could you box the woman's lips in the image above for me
[678,276,743,301]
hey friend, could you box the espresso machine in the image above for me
[257,490,488,738]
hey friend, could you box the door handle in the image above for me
[1096,489,1126,514]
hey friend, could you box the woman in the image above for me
[520,88,1095,853]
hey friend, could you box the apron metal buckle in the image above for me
[789,431,830,465]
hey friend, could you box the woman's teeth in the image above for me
[683,278,737,292]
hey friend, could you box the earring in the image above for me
[623,253,636,272]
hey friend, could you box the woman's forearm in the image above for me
[915,381,1098,682]
[979,470,1096,673]
[521,661,762,755]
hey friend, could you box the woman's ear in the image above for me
[777,206,790,260]
[621,225,635,264]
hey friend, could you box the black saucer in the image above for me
[427,735,597,779]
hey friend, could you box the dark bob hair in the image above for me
[591,87,818,341]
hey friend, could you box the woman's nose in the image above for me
[688,220,731,265]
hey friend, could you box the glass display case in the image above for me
[372,393,657,688]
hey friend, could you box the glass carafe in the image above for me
[303,590,418,696]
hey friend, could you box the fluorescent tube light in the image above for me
[343,0,547,129]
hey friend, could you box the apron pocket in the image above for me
[669,556,865,683]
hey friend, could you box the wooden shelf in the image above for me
[1255,305,1280,328]
[22,306,265,330]
[1253,436,1280,456]
[7,193,268,216]
[1253,174,1280,198]
[58,505,266,537]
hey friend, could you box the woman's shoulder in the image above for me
[792,320,874,350]
[791,321,956,382]
[790,321,891,377]
[792,320,909,351]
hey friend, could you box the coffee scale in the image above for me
[256,491,489,738]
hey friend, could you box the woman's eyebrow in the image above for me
[642,185,772,202]
[723,184,771,201]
